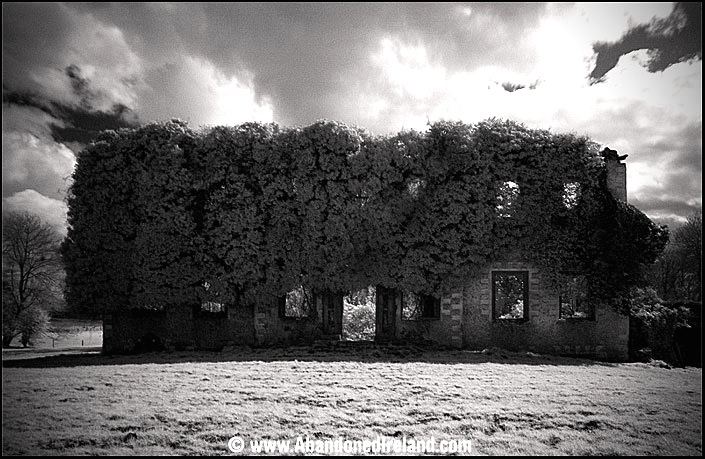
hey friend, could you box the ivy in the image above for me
[62,118,668,315]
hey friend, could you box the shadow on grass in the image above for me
[2,342,620,368]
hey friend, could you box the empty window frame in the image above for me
[496,181,520,217]
[200,301,226,313]
[402,292,441,320]
[492,271,529,321]
[559,275,594,320]
[562,182,580,209]
[200,281,225,314]
[407,178,424,198]
[279,285,314,318]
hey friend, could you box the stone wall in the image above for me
[103,308,168,354]
[103,302,256,353]
[104,293,328,353]
[394,260,629,360]
[193,301,256,350]
[461,261,627,360]
[396,292,463,347]
[253,293,324,346]
[106,262,629,360]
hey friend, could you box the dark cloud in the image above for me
[49,103,139,144]
[589,2,702,83]
[613,117,702,174]
[667,123,703,171]
[628,164,701,230]
[639,171,701,208]
[1,3,74,90]
[630,196,701,221]
[65,64,96,109]
[502,82,525,92]
[3,88,139,145]
[501,81,538,93]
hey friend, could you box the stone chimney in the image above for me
[601,147,627,202]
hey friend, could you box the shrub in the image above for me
[343,298,376,341]
[628,287,691,363]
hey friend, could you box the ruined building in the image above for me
[102,137,632,361]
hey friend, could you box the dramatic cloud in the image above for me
[1,2,701,231]
[69,2,549,126]
[2,2,144,111]
[589,2,702,84]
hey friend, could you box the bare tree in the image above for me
[2,211,63,347]
[649,212,702,302]
[673,213,702,302]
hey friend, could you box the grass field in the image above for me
[2,346,701,455]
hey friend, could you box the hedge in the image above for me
[61,118,668,314]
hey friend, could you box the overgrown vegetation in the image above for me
[343,287,376,341]
[630,213,702,365]
[62,119,668,316]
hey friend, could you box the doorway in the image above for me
[342,286,376,341]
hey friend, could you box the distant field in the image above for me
[2,347,701,455]
[6,319,102,350]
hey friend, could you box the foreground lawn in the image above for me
[2,347,702,455]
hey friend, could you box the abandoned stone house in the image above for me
[104,152,630,361]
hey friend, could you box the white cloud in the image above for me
[2,107,76,200]
[363,3,700,130]
[372,38,446,100]
[3,189,69,235]
[137,55,274,127]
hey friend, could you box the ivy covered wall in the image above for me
[61,118,668,316]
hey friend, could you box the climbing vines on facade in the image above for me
[61,118,668,315]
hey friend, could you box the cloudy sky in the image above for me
[2,2,701,233]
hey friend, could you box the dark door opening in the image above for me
[321,292,343,338]
[375,286,397,343]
